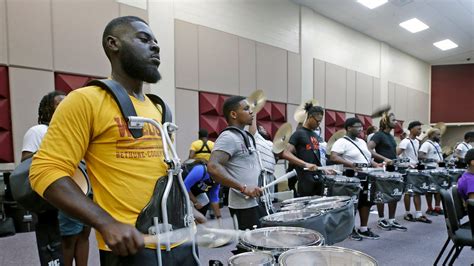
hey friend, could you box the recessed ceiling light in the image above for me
[357,0,388,9]
[433,39,458,51]
[399,18,429,33]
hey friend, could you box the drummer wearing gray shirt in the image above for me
[208,96,264,231]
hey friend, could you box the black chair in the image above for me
[434,189,474,265]
[468,199,474,239]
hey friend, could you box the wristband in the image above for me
[240,184,247,193]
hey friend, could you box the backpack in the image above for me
[10,79,172,213]
[195,140,211,154]
[181,159,207,181]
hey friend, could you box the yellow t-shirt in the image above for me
[30,86,169,250]
[189,139,214,161]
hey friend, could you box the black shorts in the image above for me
[297,174,325,197]
[357,179,373,208]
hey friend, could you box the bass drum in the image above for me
[323,175,361,200]
[405,170,431,194]
[278,246,378,266]
[228,251,275,266]
[368,172,404,203]
[427,169,452,192]
[239,226,324,258]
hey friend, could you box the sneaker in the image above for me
[357,229,380,240]
[350,229,363,241]
[426,209,438,216]
[404,213,415,222]
[415,215,432,224]
[434,209,444,215]
[377,219,392,231]
[391,220,408,232]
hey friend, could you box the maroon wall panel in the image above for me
[431,64,474,123]
[325,110,345,142]
[55,73,104,94]
[0,67,13,162]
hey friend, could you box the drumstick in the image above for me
[303,166,342,175]
[143,227,241,245]
[261,170,297,190]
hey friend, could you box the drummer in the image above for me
[330,117,380,240]
[419,128,444,216]
[285,102,335,197]
[397,121,432,223]
[368,113,407,232]
[454,131,474,162]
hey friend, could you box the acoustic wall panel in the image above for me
[325,63,346,112]
[388,82,395,110]
[175,20,199,90]
[373,78,381,110]
[55,73,102,94]
[346,70,356,113]
[198,26,239,95]
[52,0,117,77]
[288,52,301,105]
[0,66,12,162]
[238,38,257,98]
[355,72,373,115]
[314,59,326,106]
[175,88,198,159]
[0,0,7,65]
[325,110,345,142]
[256,43,287,103]
[7,0,53,69]
[118,3,148,19]
[286,104,298,132]
[394,84,408,121]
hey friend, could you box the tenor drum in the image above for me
[427,169,451,192]
[448,169,465,183]
[323,175,361,199]
[228,252,275,266]
[278,246,378,266]
[239,227,324,257]
[368,172,404,203]
[262,197,354,245]
[405,170,431,194]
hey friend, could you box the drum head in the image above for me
[308,196,350,205]
[228,252,274,266]
[306,201,347,212]
[262,209,321,223]
[71,165,90,195]
[239,227,323,251]
[281,196,321,205]
[279,246,378,266]
[280,203,306,211]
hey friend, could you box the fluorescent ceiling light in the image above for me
[399,18,429,33]
[357,0,388,9]
[433,39,458,51]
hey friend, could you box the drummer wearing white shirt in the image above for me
[419,128,444,216]
[397,121,431,223]
[454,131,474,162]
[330,118,380,240]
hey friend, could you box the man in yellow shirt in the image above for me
[188,129,214,162]
[30,16,197,265]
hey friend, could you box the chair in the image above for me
[451,186,467,221]
[468,199,474,239]
[434,189,474,265]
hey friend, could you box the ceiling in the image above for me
[292,0,474,65]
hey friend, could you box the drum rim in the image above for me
[306,200,348,211]
[278,246,378,265]
[281,196,321,205]
[262,209,322,222]
[228,251,275,264]
[308,196,351,205]
[239,226,324,251]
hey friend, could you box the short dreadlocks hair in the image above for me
[38,91,66,125]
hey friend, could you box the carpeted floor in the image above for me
[1,198,472,265]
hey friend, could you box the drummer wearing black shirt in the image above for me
[368,113,407,232]
[285,103,334,196]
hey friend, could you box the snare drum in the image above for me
[228,251,275,266]
[262,197,354,245]
[323,175,361,199]
[405,170,431,194]
[426,169,451,192]
[278,246,378,266]
[368,172,404,203]
[281,196,321,206]
[239,227,324,257]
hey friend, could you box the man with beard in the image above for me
[368,113,407,232]
[419,128,444,216]
[397,121,431,223]
[30,16,198,265]
[284,103,333,197]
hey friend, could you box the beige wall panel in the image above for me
[313,59,325,106]
[238,38,256,97]
[415,90,429,124]
[325,63,346,111]
[7,0,53,69]
[52,0,118,77]
[119,3,148,21]
[388,82,395,109]
[355,72,373,115]
[9,68,53,163]
[394,84,408,121]
[175,20,198,90]
[256,43,287,102]
[0,0,7,64]
[373,78,381,111]
[346,70,356,113]
[199,26,239,95]
[286,104,299,133]
[406,88,418,123]
[175,88,199,159]
[287,52,301,105]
